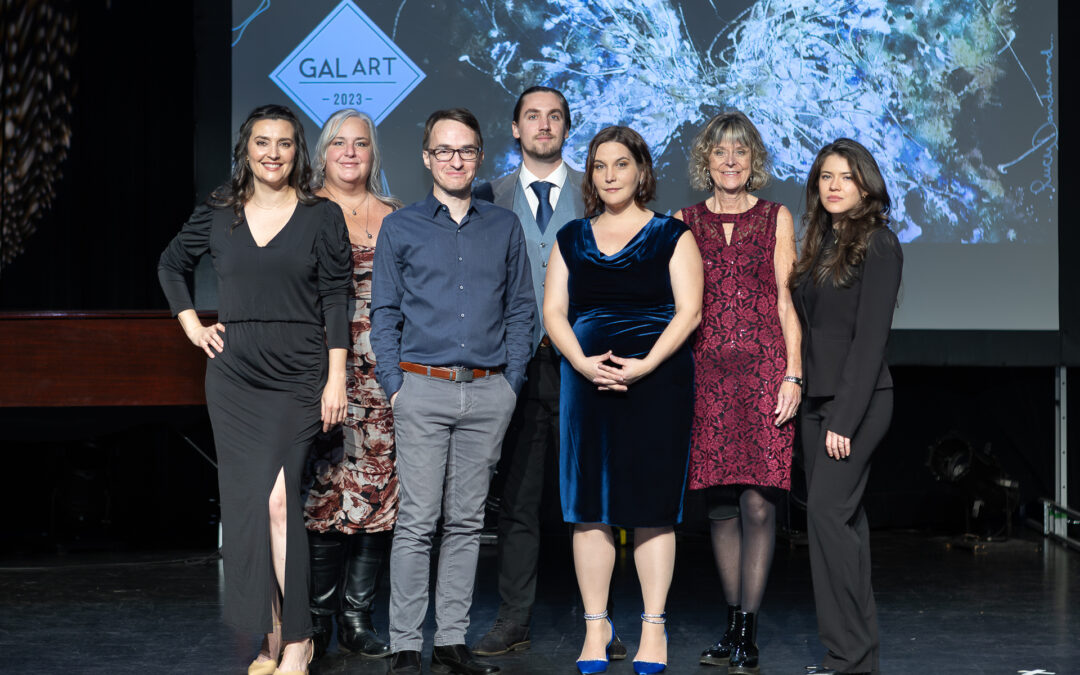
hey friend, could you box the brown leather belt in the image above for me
[539,335,552,348]
[399,361,502,383]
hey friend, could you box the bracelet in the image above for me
[782,375,803,387]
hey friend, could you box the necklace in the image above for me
[250,192,296,210]
[326,185,375,239]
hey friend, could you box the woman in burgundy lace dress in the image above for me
[303,109,402,661]
[674,111,802,675]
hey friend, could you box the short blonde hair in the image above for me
[689,111,771,192]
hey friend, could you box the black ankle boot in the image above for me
[727,611,759,675]
[338,531,392,658]
[308,530,345,659]
[699,603,740,666]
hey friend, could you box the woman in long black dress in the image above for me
[543,126,703,675]
[158,104,351,675]
[790,138,902,675]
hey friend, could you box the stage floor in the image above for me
[1,531,1076,674]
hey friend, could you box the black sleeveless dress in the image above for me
[158,198,351,640]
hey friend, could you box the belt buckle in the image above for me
[451,366,474,383]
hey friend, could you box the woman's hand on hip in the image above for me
[825,429,851,460]
[774,380,801,426]
[187,322,225,358]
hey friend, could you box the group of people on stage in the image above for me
[158,83,902,675]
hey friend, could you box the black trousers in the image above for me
[493,343,561,625]
[802,389,893,674]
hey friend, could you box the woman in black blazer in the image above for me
[790,138,902,675]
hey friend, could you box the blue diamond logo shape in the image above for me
[270,0,425,127]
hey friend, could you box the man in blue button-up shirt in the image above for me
[371,108,534,675]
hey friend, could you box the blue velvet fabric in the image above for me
[557,214,693,527]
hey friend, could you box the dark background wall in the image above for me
[0,1,1074,554]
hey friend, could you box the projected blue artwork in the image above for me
[456,0,1055,244]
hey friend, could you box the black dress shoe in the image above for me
[432,644,500,674]
[389,650,422,674]
[472,618,530,655]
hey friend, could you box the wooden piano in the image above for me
[0,311,210,407]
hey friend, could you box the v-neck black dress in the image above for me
[158,198,351,640]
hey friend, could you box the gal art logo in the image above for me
[270,0,425,126]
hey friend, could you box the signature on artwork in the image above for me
[997,35,1057,196]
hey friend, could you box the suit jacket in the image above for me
[793,227,903,438]
[475,165,585,349]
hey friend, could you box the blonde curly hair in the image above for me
[689,111,771,192]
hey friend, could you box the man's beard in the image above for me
[523,141,563,163]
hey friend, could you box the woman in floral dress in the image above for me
[303,109,402,661]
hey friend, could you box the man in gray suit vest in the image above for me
[472,87,625,660]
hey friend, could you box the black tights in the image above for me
[707,486,780,613]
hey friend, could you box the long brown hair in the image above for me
[581,126,656,217]
[209,104,318,228]
[790,138,891,288]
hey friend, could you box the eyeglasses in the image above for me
[426,146,481,162]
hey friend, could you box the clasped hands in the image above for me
[576,350,652,392]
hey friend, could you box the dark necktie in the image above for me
[530,181,555,233]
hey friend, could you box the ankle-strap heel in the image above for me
[576,610,617,674]
[633,612,668,674]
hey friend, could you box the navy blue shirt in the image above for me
[371,191,536,398]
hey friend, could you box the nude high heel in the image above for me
[272,639,313,675]
[248,622,282,675]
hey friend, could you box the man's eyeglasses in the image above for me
[426,146,481,162]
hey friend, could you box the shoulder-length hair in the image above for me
[790,138,891,288]
[312,109,402,211]
[688,111,771,192]
[581,126,656,216]
[209,104,318,227]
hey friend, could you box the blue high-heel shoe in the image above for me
[633,611,668,674]
[576,610,618,674]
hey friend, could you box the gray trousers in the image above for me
[389,371,517,652]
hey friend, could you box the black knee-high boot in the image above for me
[308,530,345,659]
[338,530,391,658]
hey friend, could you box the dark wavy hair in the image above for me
[581,126,656,217]
[209,104,317,228]
[790,138,891,288]
[512,85,571,130]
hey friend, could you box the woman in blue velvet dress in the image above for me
[543,126,703,675]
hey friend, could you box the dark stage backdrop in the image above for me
[0,1,202,310]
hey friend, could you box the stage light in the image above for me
[927,435,1020,538]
